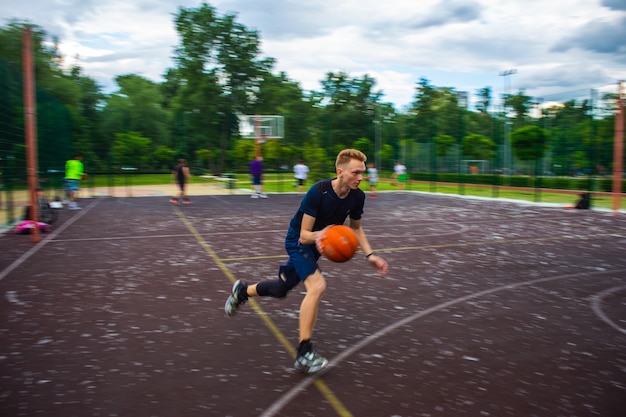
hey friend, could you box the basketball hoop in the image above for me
[237,114,284,158]
[237,114,284,140]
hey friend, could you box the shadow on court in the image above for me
[1,193,625,417]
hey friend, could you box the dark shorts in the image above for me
[283,239,320,282]
[252,174,262,185]
[296,178,305,186]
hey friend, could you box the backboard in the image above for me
[238,115,284,143]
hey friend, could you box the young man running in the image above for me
[225,149,388,374]
[170,159,191,204]
[64,153,86,210]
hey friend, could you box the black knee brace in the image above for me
[256,265,300,298]
[256,278,289,298]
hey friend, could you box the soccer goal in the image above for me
[461,159,488,174]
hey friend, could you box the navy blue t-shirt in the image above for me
[285,179,365,244]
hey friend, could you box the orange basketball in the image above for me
[319,225,359,263]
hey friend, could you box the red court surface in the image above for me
[1,192,625,417]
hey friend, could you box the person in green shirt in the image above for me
[65,154,86,210]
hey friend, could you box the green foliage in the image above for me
[475,87,491,114]
[194,149,213,170]
[232,139,255,169]
[411,78,466,142]
[511,125,549,161]
[153,146,177,169]
[434,135,456,157]
[504,91,536,129]
[101,75,170,149]
[260,139,279,167]
[352,137,373,156]
[112,132,152,168]
[380,144,394,170]
[0,17,620,187]
[304,146,329,182]
[1,22,90,172]
[315,72,382,148]
[462,134,496,160]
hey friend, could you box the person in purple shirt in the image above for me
[249,155,267,198]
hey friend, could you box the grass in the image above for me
[62,172,626,211]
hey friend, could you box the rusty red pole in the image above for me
[23,26,40,242]
[613,81,624,215]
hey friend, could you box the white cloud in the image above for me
[2,0,625,109]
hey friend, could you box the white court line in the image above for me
[258,268,626,417]
[0,200,100,282]
[590,285,626,335]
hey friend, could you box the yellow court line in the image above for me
[173,207,353,417]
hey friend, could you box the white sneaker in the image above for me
[224,280,248,317]
[259,194,268,198]
[294,350,328,374]
[250,194,259,198]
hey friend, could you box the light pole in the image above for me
[458,91,468,194]
[374,105,381,172]
[499,69,517,175]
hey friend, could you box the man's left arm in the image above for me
[349,218,388,276]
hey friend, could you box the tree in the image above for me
[315,71,382,148]
[380,144,394,172]
[101,75,170,146]
[475,87,491,114]
[303,145,328,182]
[352,137,373,157]
[232,139,255,170]
[434,135,456,158]
[261,139,285,169]
[171,2,274,172]
[462,134,496,160]
[111,132,152,168]
[511,125,549,176]
[0,21,102,169]
[411,78,437,143]
[153,146,177,169]
[505,90,535,129]
[411,78,466,145]
[194,149,213,171]
[253,71,314,149]
[0,19,619,182]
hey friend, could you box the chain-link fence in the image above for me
[0,59,72,229]
[2,52,624,230]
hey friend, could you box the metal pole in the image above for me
[499,69,517,177]
[374,106,381,173]
[254,115,262,158]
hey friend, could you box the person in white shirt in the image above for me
[392,161,407,192]
[366,162,378,198]
[293,160,309,192]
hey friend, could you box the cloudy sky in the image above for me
[2,0,625,109]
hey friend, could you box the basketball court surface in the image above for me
[1,191,625,416]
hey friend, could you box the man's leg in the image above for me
[224,266,299,316]
[299,270,326,342]
[68,181,81,209]
[294,270,329,374]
